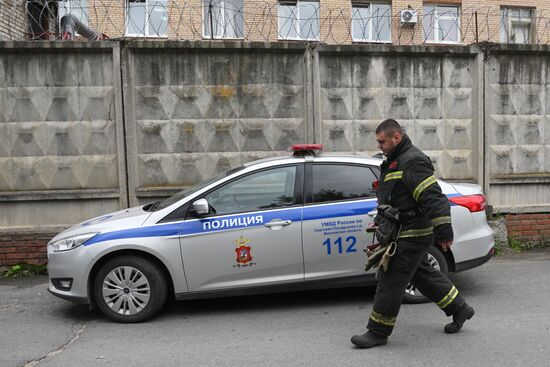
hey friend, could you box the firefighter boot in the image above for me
[444,303,475,334]
[351,330,388,349]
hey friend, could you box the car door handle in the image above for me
[368,210,377,217]
[265,219,292,227]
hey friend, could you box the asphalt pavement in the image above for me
[1,249,550,367]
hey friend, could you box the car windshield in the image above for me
[151,166,245,211]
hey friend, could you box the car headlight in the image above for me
[48,233,99,253]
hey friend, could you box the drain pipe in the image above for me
[60,14,108,40]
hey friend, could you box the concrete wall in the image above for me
[316,45,481,184]
[486,47,550,213]
[0,42,127,231]
[0,41,549,236]
[122,42,310,205]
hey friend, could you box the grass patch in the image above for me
[2,264,48,278]
[508,237,524,252]
[493,239,507,256]
[492,236,550,256]
[505,237,550,254]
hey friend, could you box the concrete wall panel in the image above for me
[487,51,550,211]
[319,49,478,181]
[123,43,308,205]
[0,42,126,229]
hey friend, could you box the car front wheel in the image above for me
[93,255,168,323]
[402,245,449,304]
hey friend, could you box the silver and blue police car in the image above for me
[47,145,494,322]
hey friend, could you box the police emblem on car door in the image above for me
[179,165,305,292]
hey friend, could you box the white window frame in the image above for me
[202,0,245,39]
[277,0,320,41]
[500,7,535,44]
[351,2,392,43]
[423,4,460,44]
[125,0,168,38]
[58,0,89,33]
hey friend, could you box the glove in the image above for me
[364,244,387,272]
[365,241,398,281]
[379,242,397,272]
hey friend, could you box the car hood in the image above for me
[49,205,151,243]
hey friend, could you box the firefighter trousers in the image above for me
[367,234,466,337]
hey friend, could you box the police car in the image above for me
[47,144,494,322]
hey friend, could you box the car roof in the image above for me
[243,152,383,168]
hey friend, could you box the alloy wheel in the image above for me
[102,266,151,316]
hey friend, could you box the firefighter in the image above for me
[351,119,475,349]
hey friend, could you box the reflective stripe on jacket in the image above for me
[376,134,453,243]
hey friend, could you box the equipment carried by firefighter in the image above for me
[364,205,401,277]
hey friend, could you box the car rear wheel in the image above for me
[402,245,448,304]
[93,256,167,323]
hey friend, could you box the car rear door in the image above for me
[179,164,305,292]
[302,162,379,280]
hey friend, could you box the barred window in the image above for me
[58,0,88,30]
[500,8,535,44]
[126,0,168,37]
[423,4,460,44]
[278,0,320,41]
[352,2,391,43]
[203,0,244,39]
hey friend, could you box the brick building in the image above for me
[3,0,550,43]
[63,0,550,44]
[0,0,27,40]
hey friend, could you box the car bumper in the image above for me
[454,247,494,273]
[47,288,88,303]
[47,246,92,304]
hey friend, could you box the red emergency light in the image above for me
[291,144,323,157]
[291,144,323,151]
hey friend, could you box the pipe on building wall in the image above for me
[60,14,108,40]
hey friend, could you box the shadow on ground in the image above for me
[162,285,376,318]
[52,270,490,323]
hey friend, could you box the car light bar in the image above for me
[449,194,486,212]
[291,144,323,151]
[291,144,323,157]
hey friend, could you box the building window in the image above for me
[500,8,535,44]
[278,0,320,41]
[351,2,391,43]
[58,0,89,29]
[203,0,244,39]
[423,4,460,43]
[126,0,168,37]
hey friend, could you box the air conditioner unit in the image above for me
[400,9,418,25]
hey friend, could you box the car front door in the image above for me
[302,163,379,280]
[179,164,304,292]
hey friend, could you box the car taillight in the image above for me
[449,194,486,212]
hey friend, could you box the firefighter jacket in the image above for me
[376,134,453,243]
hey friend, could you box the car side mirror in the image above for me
[192,198,210,215]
